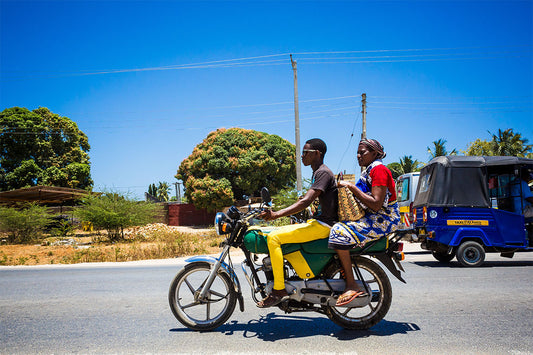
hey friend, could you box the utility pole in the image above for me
[361,93,367,141]
[291,54,303,193]
[361,93,367,172]
[174,182,182,203]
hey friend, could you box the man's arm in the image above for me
[261,188,322,221]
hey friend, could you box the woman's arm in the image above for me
[338,180,387,213]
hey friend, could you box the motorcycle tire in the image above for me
[323,256,392,330]
[168,262,237,331]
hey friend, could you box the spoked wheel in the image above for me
[168,262,237,331]
[323,256,392,330]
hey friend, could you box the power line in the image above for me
[2,45,530,80]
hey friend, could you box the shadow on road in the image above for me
[170,313,420,341]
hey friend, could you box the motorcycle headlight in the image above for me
[215,212,233,235]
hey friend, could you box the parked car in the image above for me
[414,156,533,267]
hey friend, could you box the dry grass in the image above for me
[0,223,225,266]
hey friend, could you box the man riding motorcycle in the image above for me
[258,138,338,307]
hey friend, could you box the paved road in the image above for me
[1,244,532,354]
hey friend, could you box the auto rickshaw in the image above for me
[414,156,533,267]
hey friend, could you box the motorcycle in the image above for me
[168,187,407,331]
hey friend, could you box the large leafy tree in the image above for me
[427,139,457,160]
[0,107,92,191]
[177,128,296,211]
[387,155,424,179]
[464,129,532,157]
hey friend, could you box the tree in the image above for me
[156,181,170,202]
[463,129,532,157]
[176,128,296,211]
[387,155,423,179]
[463,138,493,156]
[427,139,457,160]
[75,191,163,241]
[0,107,92,191]
[147,183,156,197]
[489,128,532,157]
[0,203,52,243]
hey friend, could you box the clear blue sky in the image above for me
[1,0,532,199]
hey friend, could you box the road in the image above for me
[1,244,532,354]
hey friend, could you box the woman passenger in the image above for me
[329,138,400,306]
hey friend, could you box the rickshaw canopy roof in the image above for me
[413,156,533,208]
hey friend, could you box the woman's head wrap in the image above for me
[360,138,386,159]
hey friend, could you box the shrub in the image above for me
[0,203,52,243]
[74,191,163,241]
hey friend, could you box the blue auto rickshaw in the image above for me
[414,156,533,267]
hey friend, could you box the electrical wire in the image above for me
[2,45,530,80]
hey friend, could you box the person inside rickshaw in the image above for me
[511,167,533,218]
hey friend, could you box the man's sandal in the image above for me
[257,289,289,308]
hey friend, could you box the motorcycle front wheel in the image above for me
[323,256,392,330]
[168,262,237,331]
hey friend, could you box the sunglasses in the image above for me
[302,149,319,155]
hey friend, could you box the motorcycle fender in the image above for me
[374,254,406,283]
[184,256,244,311]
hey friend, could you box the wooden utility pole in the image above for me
[361,93,367,172]
[291,54,303,192]
[361,93,367,141]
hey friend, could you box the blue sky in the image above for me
[1,0,532,199]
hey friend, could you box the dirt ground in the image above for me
[0,224,219,266]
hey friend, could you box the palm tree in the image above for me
[427,139,457,160]
[156,181,170,202]
[387,155,423,179]
[489,128,532,157]
[399,155,424,173]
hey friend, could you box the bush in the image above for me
[0,203,52,243]
[74,192,163,241]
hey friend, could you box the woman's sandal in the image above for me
[335,289,367,307]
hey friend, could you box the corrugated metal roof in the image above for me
[0,186,92,205]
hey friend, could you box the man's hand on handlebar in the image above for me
[260,209,278,221]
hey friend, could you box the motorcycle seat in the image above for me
[243,227,389,255]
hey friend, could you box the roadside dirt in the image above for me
[0,224,219,266]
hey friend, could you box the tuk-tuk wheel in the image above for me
[432,251,455,263]
[456,241,485,267]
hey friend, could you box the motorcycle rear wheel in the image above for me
[323,256,392,330]
[168,262,237,331]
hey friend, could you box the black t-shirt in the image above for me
[310,164,338,226]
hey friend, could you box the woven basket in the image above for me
[337,175,365,221]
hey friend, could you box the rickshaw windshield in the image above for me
[413,156,533,209]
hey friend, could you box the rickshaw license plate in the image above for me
[446,220,489,226]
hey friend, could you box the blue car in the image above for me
[414,156,533,267]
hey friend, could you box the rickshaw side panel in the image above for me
[418,206,526,248]
[491,208,526,245]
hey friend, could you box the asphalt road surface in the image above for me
[1,244,532,354]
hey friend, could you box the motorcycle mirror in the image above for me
[261,187,271,204]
